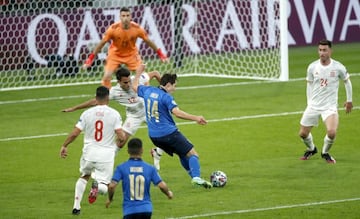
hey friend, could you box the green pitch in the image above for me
[0,43,359,218]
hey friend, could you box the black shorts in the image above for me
[150,130,193,157]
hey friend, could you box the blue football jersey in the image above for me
[112,158,162,216]
[137,85,178,137]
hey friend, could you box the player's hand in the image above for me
[116,138,126,149]
[344,101,353,114]
[156,48,169,63]
[197,116,207,125]
[60,146,68,158]
[62,108,75,112]
[82,53,95,69]
[137,63,146,74]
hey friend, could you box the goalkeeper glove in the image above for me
[84,53,95,66]
[156,48,168,62]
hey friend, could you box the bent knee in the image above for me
[186,148,198,157]
[299,131,309,139]
[327,130,336,139]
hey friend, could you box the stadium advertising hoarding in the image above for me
[0,0,359,70]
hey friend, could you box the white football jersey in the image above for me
[76,105,122,162]
[109,73,149,118]
[306,58,349,110]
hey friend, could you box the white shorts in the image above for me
[300,106,338,127]
[79,156,114,184]
[122,116,145,136]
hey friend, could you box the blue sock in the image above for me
[179,156,191,177]
[188,155,201,178]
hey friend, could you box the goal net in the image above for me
[0,0,288,91]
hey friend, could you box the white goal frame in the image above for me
[0,0,288,91]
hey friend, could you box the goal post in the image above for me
[279,0,289,81]
[0,0,288,91]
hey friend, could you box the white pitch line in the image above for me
[0,94,92,105]
[0,79,286,105]
[166,197,360,219]
[1,73,359,105]
[1,106,358,142]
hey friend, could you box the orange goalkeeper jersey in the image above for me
[103,21,149,57]
[103,21,149,71]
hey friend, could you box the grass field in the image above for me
[0,43,359,219]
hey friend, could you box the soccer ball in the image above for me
[210,170,227,187]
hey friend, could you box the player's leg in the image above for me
[151,147,163,171]
[93,161,114,197]
[185,149,212,189]
[73,177,88,215]
[81,161,99,205]
[170,131,212,188]
[299,126,315,150]
[299,108,318,160]
[103,56,121,88]
[73,158,92,214]
[124,116,163,170]
[101,69,114,88]
[321,111,338,163]
[179,156,191,176]
[125,53,142,72]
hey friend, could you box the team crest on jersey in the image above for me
[150,93,159,98]
[128,97,138,103]
[96,112,104,117]
[330,71,336,77]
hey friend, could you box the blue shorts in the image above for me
[150,130,193,157]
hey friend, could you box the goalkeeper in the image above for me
[83,7,168,88]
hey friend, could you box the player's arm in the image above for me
[83,39,108,69]
[343,77,353,114]
[62,98,97,112]
[306,81,313,105]
[147,71,161,84]
[172,107,207,125]
[105,181,118,208]
[143,38,168,62]
[132,63,146,93]
[115,128,126,149]
[59,127,81,158]
[157,181,173,199]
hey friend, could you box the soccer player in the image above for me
[106,138,173,218]
[83,7,168,88]
[62,66,164,170]
[132,64,212,189]
[59,86,126,215]
[299,39,353,163]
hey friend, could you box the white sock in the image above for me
[322,135,334,154]
[73,178,87,210]
[302,133,315,151]
[98,183,108,195]
[156,147,163,156]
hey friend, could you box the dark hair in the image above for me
[160,73,177,86]
[128,138,142,155]
[120,7,130,13]
[96,86,109,100]
[318,39,332,48]
[115,66,131,80]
